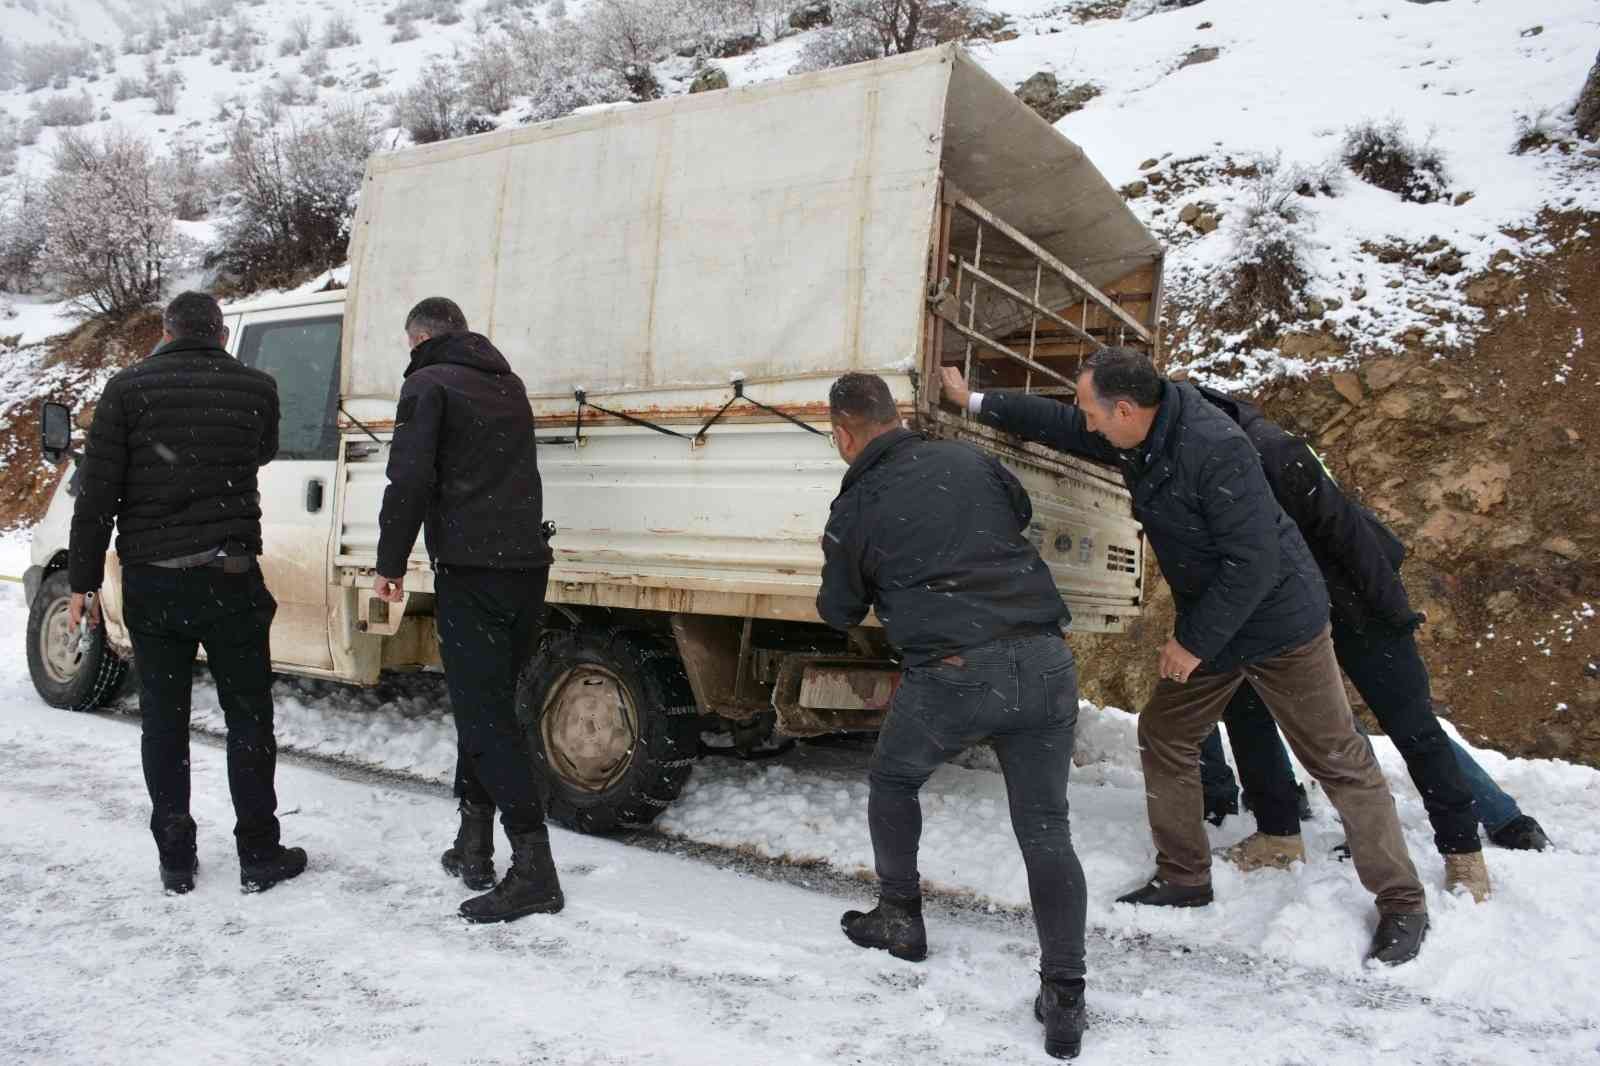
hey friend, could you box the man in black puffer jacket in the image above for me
[943,349,1428,966]
[819,372,1087,1060]
[374,297,560,925]
[68,291,307,896]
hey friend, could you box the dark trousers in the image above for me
[870,632,1087,981]
[435,566,549,839]
[1205,617,1480,853]
[122,563,281,863]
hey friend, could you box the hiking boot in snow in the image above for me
[154,813,197,895]
[1488,815,1551,852]
[1033,977,1086,1059]
[1443,851,1491,902]
[240,846,308,893]
[459,831,563,923]
[1366,911,1428,966]
[1115,878,1213,908]
[440,801,496,891]
[1220,832,1306,872]
[840,896,927,962]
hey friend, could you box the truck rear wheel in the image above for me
[26,570,131,711]
[517,626,698,833]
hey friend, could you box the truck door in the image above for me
[234,312,342,672]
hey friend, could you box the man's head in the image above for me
[828,372,901,464]
[404,296,468,350]
[162,291,227,348]
[1075,346,1164,449]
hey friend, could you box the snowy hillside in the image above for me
[2,0,1597,375]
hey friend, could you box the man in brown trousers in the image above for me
[943,348,1428,964]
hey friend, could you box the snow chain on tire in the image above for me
[517,625,701,834]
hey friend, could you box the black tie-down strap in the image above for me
[565,381,829,447]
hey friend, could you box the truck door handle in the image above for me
[306,478,325,513]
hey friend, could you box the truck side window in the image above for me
[237,315,342,461]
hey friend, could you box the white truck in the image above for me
[25,46,1163,832]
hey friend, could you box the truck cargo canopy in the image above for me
[341,45,1159,412]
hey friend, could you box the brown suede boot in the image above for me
[1220,832,1306,872]
[1443,851,1491,902]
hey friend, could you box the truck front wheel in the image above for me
[517,626,699,833]
[26,570,131,711]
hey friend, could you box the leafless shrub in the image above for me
[1342,118,1448,204]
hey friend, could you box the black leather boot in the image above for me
[240,846,308,893]
[840,896,928,962]
[459,831,564,923]
[441,801,496,890]
[1115,877,1213,908]
[154,813,197,895]
[1033,976,1087,1060]
[1366,911,1428,966]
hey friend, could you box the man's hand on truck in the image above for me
[374,574,405,603]
[940,366,972,410]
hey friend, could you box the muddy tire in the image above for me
[517,626,698,834]
[26,570,130,711]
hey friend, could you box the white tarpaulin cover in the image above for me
[341,46,1158,411]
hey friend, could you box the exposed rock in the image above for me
[1014,72,1100,123]
[1179,203,1201,224]
[1466,271,1517,309]
[1352,286,1368,301]
[1386,279,1405,289]
[1277,331,1341,359]
[1324,296,1344,311]
[1486,589,1520,618]
[1446,404,1488,428]
[1491,522,1534,550]
[1429,253,1465,276]
[1331,372,1364,407]
[1576,47,1600,141]
[1194,212,1220,234]
[1521,25,1544,37]
[1416,508,1493,557]
[1453,190,1475,206]
[711,32,762,58]
[1178,46,1221,70]
[1543,536,1583,560]
[1532,728,1574,759]
[788,1,831,31]
[1120,180,1148,198]
[1377,390,1417,419]
[1305,297,1327,318]
[1139,157,1160,170]
[1428,460,1511,514]
[689,65,729,93]
[1364,357,1410,391]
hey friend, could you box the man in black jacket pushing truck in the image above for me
[942,349,1429,965]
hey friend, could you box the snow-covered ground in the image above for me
[4,577,1597,1060]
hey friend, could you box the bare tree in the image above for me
[219,102,379,287]
[283,14,314,54]
[322,11,360,49]
[151,72,183,116]
[394,59,469,142]
[463,35,521,114]
[0,173,49,291]
[41,129,186,316]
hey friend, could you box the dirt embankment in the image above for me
[0,311,160,535]
[1075,212,1600,767]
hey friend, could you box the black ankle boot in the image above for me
[154,814,197,895]
[1366,911,1428,966]
[459,831,564,923]
[1115,877,1213,908]
[441,802,496,890]
[840,897,927,962]
[240,846,308,893]
[1033,976,1086,1060]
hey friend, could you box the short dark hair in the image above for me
[404,296,468,337]
[829,372,898,426]
[163,291,224,343]
[1080,346,1164,409]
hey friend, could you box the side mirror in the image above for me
[41,401,74,463]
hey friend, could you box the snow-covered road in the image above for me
[1,560,1596,1063]
[4,696,1592,1066]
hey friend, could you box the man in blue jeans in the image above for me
[817,373,1088,1060]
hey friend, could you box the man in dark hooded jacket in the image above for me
[375,296,560,924]
[1191,386,1549,901]
[943,349,1428,966]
